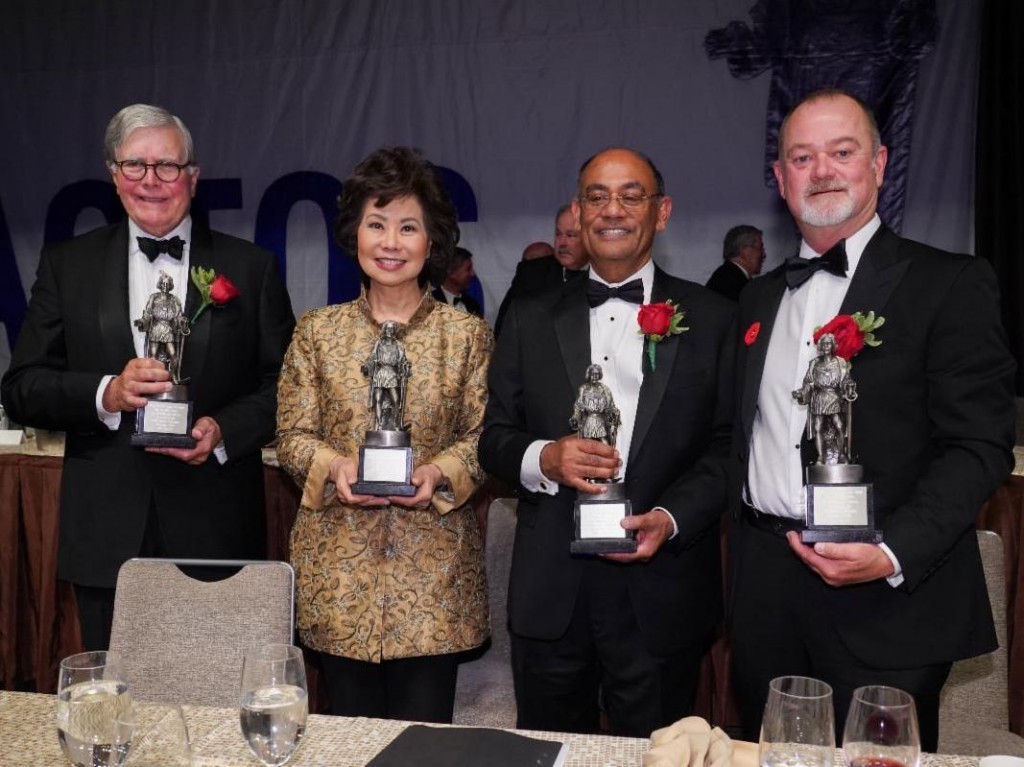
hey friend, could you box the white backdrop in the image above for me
[0,0,977,374]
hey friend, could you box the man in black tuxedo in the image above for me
[493,203,589,335]
[1,104,295,651]
[705,224,765,301]
[431,245,483,317]
[480,148,735,736]
[729,89,1016,750]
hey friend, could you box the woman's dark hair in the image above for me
[334,146,460,287]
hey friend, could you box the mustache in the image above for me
[804,181,848,197]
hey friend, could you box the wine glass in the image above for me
[239,644,308,766]
[116,703,192,767]
[842,686,921,767]
[759,676,835,767]
[56,650,133,767]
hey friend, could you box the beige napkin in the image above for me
[643,716,758,767]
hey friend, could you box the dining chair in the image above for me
[108,558,294,708]
[937,530,1024,755]
[452,497,517,727]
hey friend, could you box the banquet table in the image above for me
[0,690,984,767]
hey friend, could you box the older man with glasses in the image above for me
[1,103,295,651]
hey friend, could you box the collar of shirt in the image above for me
[588,258,655,479]
[128,216,193,358]
[731,260,751,279]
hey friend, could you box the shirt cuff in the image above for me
[879,542,904,588]
[213,443,228,465]
[301,445,342,510]
[520,439,557,495]
[652,506,678,539]
[95,375,121,431]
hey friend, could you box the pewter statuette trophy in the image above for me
[130,271,196,447]
[792,332,878,543]
[570,364,637,554]
[351,320,416,496]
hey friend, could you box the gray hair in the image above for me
[778,88,882,159]
[104,104,196,168]
[723,225,762,260]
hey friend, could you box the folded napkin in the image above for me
[643,716,758,767]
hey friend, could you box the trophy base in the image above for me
[353,437,416,497]
[572,482,637,555]
[801,477,880,544]
[131,385,196,448]
[806,463,864,484]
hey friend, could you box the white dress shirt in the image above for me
[746,214,901,583]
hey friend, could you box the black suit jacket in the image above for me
[480,266,736,655]
[431,285,483,317]
[494,257,574,336]
[1,220,296,587]
[731,225,1015,666]
[705,261,749,302]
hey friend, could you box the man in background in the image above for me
[495,203,589,335]
[432,245,483,316]
[1,103,295,650]
[705,224,765,301]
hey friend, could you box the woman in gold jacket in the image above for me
[276,146,493,722]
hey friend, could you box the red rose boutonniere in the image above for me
[744,322,761,346]
[189,266,240,325]
[637,300,688,371]
[813,310,884,361]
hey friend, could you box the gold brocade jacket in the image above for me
[276,291,493,662]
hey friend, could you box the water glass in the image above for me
[56,650,133,767]
[842,686,921,767]
[239,644,308,766]
[759,676,835,767]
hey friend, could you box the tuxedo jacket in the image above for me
[705,261,749,302]
[480,266,736,655]
[731,225,1015,667]
[1,220,296,587]
[431,285,483,317]
[494,257,576,336]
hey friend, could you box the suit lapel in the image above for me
[839,226,909,317]
[553,275,592,399]
[180,224,215,382]
[629,268,680,465]
[98,222,136,367]
[740,269,787,440]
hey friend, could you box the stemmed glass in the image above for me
[759,676,835,767]
[239,644,308,766]
[842,686,921,767]
[56,650,133,767]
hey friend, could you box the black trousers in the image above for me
[511,558,707,738]
[730,516,950,752]
[318,652,460,723]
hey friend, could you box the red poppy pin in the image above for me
[744,322,761,346]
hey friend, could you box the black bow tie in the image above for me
[137,236,185,262]
[586,278,644,308]
[784,240,848,289]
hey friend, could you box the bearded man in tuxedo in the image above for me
[729,89,1016,750]
[1,103,295,650]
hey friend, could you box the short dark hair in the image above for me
[723,225,762,260]
[778,88,882,159]
[335,146,460,287]
[576,148,666,196]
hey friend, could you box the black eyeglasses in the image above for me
[113,159,193,182]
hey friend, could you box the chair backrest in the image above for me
[108,558,294,708]
[938,530,1008,731]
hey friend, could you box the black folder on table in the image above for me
[366,724,567,767]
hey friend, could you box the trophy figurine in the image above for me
[351,320,417,496]
[569,364,637,554]
[130,271,196,447]
[792,332,879,543]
